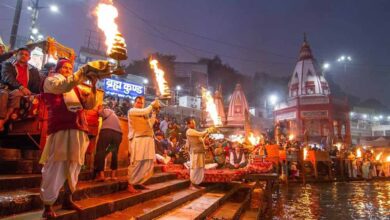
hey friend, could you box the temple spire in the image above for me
[299,33,313,61]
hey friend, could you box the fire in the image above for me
[375,152,382,161]
[95,1,125,53]
[150,59,170,97]
[288,134,294,141]
[356,148,362,158]
[303,148,308,160]
[248,132,260,146]
[201,87,222,126]
[336,143,342,151]
[387,155,390,162]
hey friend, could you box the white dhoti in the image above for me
[205,163,218,170]
[190,152,205,185]
[40,129,89,205]
[128,137,155,185]
[190,168,204,185]
[128,159,154,185]
[41,161,81,205]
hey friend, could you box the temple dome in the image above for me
[288,34,330,98]
[227,84,249,127]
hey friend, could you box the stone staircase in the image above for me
[0,165,266,220]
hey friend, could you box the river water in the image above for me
[272,181,390,220]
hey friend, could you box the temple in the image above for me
[206,86,227,126]
[273,35,351,148]
[206,83,249,129]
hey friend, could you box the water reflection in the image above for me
[273,181,390,220]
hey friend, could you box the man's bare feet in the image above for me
[190,183,204,190]
[110,170,118,181]
[94,171,106,182]
[42,205,57,218]
[128,184,140,193]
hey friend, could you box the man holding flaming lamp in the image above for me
[127,96,160,193]
[40,58,116,218]
[186,118,215,189]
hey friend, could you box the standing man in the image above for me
[159,115,168,135]
[94,105,123,181]
[39,58,100,218]
[127,96,160,193]
[186,118,212,189]
[0,47,41,130]
[0,44,15,130]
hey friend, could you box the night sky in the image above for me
[1,0,389,107]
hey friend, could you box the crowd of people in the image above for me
[1,44,389,218]
[149,114,252,170]
[344,149,389,179]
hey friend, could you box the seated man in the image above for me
[0,47,41,130]
[214,142,226,168]
[204,137,218,169]
[155,131,171,164]
[229,144,247,169]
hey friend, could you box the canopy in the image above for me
[359,136,390,147]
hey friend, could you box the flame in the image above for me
[356,148,362,158]
[375,152,383,161]
[387,155,390,162]
[288,134,294,141]
[95,1,125,53]
[336,143,342,151]
[202,87,222,126]
[230,134,244,144]
[150,59,170,97]
[303,148,308,160]
[248,132,260,146]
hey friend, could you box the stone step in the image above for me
[97,187,209,220]
[156,184,240,220]
[0,165,165,191]
[208,187,252,220]
[1,179,190,220]
[239,208,258,220]
[0,173,176,217]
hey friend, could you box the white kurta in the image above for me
[127,105,156,185]
[40,73,95,205]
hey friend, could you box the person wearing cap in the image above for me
[39,58,99,218]
[127,96,160,193]
[0,47,40,131]
[186,118,213,189]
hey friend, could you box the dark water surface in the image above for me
[273,181,390,220]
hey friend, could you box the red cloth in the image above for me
[161,161,273,183]
[15,63,28,87]
[42,87,89,135]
